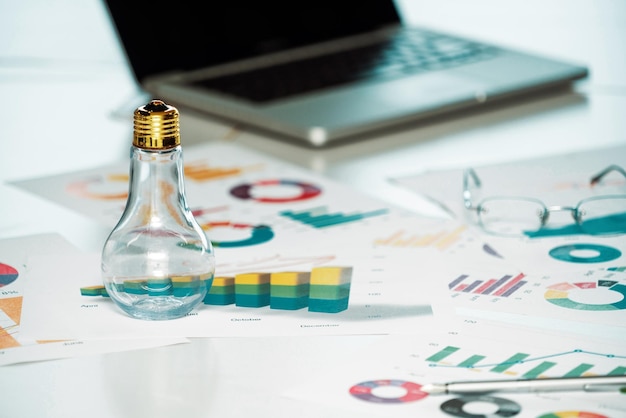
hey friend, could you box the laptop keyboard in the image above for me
[191,28,498,103]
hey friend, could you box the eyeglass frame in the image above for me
[462,164,626,236]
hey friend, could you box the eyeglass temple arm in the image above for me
[590,165,626,186]
[463,168,481,208]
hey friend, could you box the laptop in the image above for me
[103,0,588,147]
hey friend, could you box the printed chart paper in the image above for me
[12,142,465,340]
[283,325,626,418]
[19,249,438,340]
[0,234,186,366]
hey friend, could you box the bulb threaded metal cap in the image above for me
[133,99,180,149]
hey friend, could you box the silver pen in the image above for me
[422,374,626,395]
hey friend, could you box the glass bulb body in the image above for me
[101,145,214,320]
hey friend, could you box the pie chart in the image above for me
[538,411,607,418]
[0,263,19,287]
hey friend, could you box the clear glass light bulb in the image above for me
[101,100,214,320]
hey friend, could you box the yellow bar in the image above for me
[271,271,310,286]
[170,273,213,283]
[412,233,441,246]
[310,266,352,285]
[235,272,271,285]
[107,173,129,182]
[375,230,403,245]
[171,275,193,283]
[213,276,235,287]
[544,289,569,299]
[82,285,105,291]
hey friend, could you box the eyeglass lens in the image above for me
[578,196,626,235]
[478,198,545,236]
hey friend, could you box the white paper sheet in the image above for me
[0,234,187,365]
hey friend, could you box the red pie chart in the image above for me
[0,263,19,287]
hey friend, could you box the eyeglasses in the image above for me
[463,165,626,237]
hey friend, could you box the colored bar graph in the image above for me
[425,345,626,379]
[374,225,467,250]
[79,285,108,297]
[235,273,271,307]
[80,266,353,314]
[270,271,310,310]
[204,276,235,305]
[447,273,527,297]
[280,206,388,228]
[308,266,352,313]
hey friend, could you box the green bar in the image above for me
[458,355,486,368]
[271,284,310,298]
[522,361,556,379]
[608,366,626,376]
[207,286,234,295]
[308,283,350,299]
[564,363,594,377]
[426,346,460,362]
[490,353,529,373]
[235,283,270,295]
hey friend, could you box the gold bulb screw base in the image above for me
[133,100,181,150]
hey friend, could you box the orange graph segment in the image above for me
[0,296,22,325]
[66,175,129,200]
[0,329,20,348]
[184,162,263,181]
[0,297,23,349]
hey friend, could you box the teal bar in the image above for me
[564,363,594,377]
[608,366,626,376]
[490,353,529,373]
[426,346,460,362]
[458,355,486,368]
[307,296,348,313]
[522,361,556,379]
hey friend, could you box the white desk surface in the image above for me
[1,1,625,417]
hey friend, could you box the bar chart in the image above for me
[425,345,626,379]
[374,225,466,251]
[448,273,527,298]
[280,206,388,228]
[80,266,353,314]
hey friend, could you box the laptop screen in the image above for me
[103,0,401,84]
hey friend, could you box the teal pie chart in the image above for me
[202,221,274,248]
[0,262,19,287]
[548,243,622,264]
